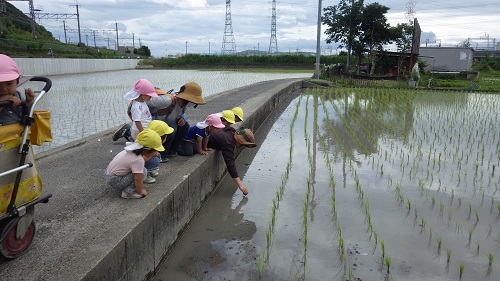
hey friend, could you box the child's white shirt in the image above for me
[130,100,152,137]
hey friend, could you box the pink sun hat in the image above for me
[0,54,21,82]
[196,113,225,129]
[124,79,158,100]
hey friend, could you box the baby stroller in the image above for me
[0,76,52,259]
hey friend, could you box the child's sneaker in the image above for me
[148,170,159,177]
[112,123,131,141]
[121,191,143,199]
[143,176,156,184]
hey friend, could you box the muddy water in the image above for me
[153,89,500,281]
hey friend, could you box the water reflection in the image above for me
[314,88,418,163]
[21,69,311,154]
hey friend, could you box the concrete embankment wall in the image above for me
[12,58,141,76]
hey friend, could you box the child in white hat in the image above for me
[124,79,158,140]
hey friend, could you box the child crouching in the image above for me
[105,129,164,199]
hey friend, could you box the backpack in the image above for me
[127,88,175,121]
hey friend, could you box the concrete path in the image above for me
[0,79,311,281]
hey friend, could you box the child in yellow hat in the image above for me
[105,129,164,199]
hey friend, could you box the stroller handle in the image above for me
[29,76,52,93]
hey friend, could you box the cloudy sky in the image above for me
[11,0,500,57]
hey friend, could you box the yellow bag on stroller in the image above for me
[0,123,43,214]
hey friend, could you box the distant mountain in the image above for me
[1,2,56,41]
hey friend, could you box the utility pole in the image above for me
[185,41,188,55]
[70,1,82,44]
[115,22,119,51]
[63,20,67,43]
[314,0,322,78]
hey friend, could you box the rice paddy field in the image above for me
[154,88,500,281]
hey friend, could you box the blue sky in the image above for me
[11,0,500,57]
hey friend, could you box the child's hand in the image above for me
[198,151,208,155]
[0,95,22,107]
[139,189,148,197]
[25,88,35,105]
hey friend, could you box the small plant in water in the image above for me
[459,263,465,280]
[446,248,451,264]
[385,255,391,274]
[380,239,385,258]
[488,252,494,267]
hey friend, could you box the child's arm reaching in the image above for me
[197,136,208,155]
[25,88,35,107]
[203,136,212,151]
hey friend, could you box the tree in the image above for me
[135,45,151,57]
[322,0,364,69]
[392,23,413,76]
[360,3,395,75]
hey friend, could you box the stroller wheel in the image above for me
[0,219,36,259]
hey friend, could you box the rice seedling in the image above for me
[467,203,472,221]
[474,209,479,222]
[446,248,451,264]
[439,199,444,219]
[474,239,480,257]
[381,239,385,258]
[466,228,474,248]
[459,263,465,280]
[488,252,494,267]
[458,197,462,208]
[431,195,436,210]
[385,255,391,274]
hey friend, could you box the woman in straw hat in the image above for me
[105,129,164,199]
[207,126,256,195]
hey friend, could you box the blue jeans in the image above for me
[145,155,160,171]
[161,119,189,157]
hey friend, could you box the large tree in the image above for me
[360,3,395,74]
[322,0,364,69]
[391,22,414,76]
[323,1,401,74]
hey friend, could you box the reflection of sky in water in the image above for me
[20,69,311,153]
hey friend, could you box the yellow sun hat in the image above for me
[147,120,174,136]
[221,110,235,124]
[231,107,244,122]
[125,129,164,152]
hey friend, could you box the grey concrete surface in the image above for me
[0,79,312,281]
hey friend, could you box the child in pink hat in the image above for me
[177,113,225,156]
[0,54,35,126]
[124,79,158,140]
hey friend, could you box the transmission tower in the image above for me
[405,0,416,24]
[268,0,278,54]
[221,0,236,55]
[8,0,37,38]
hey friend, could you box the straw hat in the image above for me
[234,127,256,148]
[176,82,206,105]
